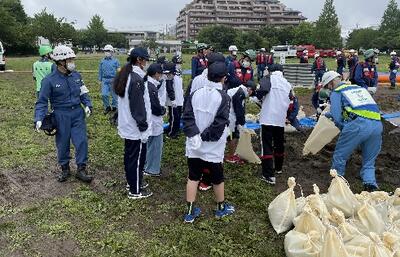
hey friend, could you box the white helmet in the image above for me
[260,48,266,52]
[303,50,308,53]
[104,44,114,52]
[270,49,275,53]
[229,45,238,51]
[321,71,341,86]
[315,53,320,58]
[51,45,76,61]
[337,51,342,55]
[390,51,397,56]
[128,47,134,56]
[349,49,355,53]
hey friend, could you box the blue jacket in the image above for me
[329,83,380,130]
[34,69,92,122]
[98,57,120,81]
[354,62,378,88]
[191,55,207,79]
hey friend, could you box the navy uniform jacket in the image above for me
[35,69,92,122]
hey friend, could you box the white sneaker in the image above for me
[261,176,276,185]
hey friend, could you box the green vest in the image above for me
[33,60,53,92]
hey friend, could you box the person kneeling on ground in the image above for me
[255,64,291,185]
[182,62,234,223]
[322,71,383,192]
[225,80,257,164]
[34,45,93,183]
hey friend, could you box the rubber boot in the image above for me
[390,82,396,89]
[76,164,93,183]
[58,164,70,182]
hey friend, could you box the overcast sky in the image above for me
[21,0,400,36]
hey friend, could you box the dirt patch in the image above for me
[274,86,400,195]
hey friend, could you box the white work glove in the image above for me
[171,100,177,108]
[188,134,202,150]
[85,106,92,118]
[35,121,42,132]
[237,125,245,134]
[392,70,397,74]
[368,87,377,95]
[140,130,151,143]
[249,96,260,105]
[317,107,323,114]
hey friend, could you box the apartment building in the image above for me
[176,0,306,40]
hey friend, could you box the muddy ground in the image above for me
[274,86,400,195]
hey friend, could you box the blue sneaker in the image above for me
[215,203,235,218]
[184,207,201,223]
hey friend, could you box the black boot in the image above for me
[390,82,396,89]
[58,164,70,182]
[76,164,93,183]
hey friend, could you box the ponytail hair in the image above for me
[114,56,138,97]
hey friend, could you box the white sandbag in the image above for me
[245,113,259,123]
[325,170,360,217]
[268,177,297,234]
[296,196,307,216]
[386,209,400,235]
[235,128,261,164]
[294,205,326,237]
[330,208,363,243]
[354,201,385,235]
[303,105,340,155]
[355,191,390,223]
[320,226,350,257]
[382,232,400,257]
[390,188,400,207]
[285,124,297,133]
[363,233,392,257]
[307,184,331,220]
[345,234,372,257]
[284,230,322,257]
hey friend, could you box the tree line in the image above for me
[0,0,126,55]
[198,0,400,52]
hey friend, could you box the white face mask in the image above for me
[105,52,112,57]
[242,61,251,68]
[232,51,237,56]
[175,64,182,70]
[66,62,76,72]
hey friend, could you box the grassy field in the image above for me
[0,53,396,256]
[0,55,285,257]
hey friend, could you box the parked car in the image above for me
[0,41,5,71]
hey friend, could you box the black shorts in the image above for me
[187,158,224,185]
[227,128,240,141]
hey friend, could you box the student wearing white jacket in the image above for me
[114,48,153,199]
[164,60,184,139]
[144,63,166,177]
[182,62,235,223]
[184,52,226,191]
[255,64,291,185]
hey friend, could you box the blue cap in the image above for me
[207,52,225,66]
[208,62,228,78]
[130,47,150,60]
[147,63,163,75]
[163,62,176,74]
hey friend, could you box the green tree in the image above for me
[86,14,108,48]
[235,31,267,51]
[140,38,157,50]
[31,9,62,44]
[258,25,280,47]
[346,28,380,50]
[380,0,400,33]
[197,25,238,52]
[313,0,342,48]
[293,22,315,45]
[0,0,28,24]
[107,33,128,48]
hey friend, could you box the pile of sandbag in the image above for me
[268,170,400,257]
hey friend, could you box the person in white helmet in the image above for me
[336,50,345,77]
[322,70,382,192]
[300,50,309,64]
[347,49,359,83]
[226,45,238,66]
[99,44,120,114]
[34,45,94,183]
[389,51,399,89]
